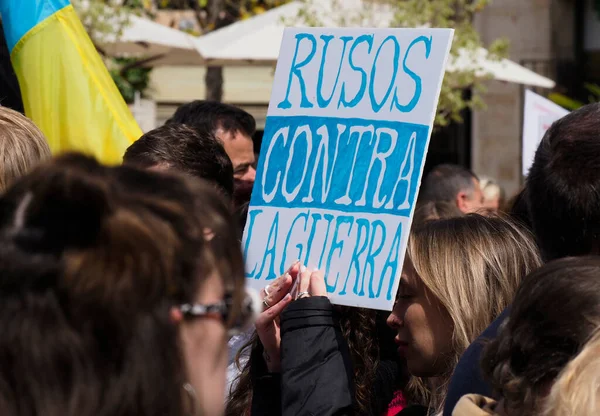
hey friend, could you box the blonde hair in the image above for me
[543,328,600,416]
[0,107,51,192]
[407,214,542,414]
[479,177,504,205]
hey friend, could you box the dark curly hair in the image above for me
[481,256,600,415]
[225,306,382,416]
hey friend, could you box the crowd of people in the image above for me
[0,98,599,416]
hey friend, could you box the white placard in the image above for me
[522,90,569,176]
[243,27,454,310]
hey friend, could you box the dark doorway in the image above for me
[423,92,473,176]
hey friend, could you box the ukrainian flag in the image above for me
[0,0,142,164]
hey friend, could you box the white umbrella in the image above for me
[193,0,555,89]
[448,48,555,89]
[101,15,203,66]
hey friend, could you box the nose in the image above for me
[386,309,403,329]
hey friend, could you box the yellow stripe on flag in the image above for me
[10,5,142,164]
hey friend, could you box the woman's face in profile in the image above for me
[178,272,229,416]
[386,257,454,377]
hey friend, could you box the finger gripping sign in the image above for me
[243,27,454,310]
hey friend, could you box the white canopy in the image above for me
[448,48,556,89]
[194,0,555,89]
[101,15,203,66]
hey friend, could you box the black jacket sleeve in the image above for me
[279,296,354,416]
[250,342,282,416]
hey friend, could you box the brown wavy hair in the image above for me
[225,306,379,416]
[482,257,600,416]
[0,153,245,416]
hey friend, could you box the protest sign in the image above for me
[522,90,568,176]
[243,27,454,310]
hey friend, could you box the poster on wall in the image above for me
[243,27,454,310]
[522,90,569,176]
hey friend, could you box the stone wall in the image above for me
[471,0,554,198]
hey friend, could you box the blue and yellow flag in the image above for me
[0,0,142,164]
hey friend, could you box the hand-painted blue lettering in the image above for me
[339,218,370,295]
[280,211,309,272]
[334,125,374,206]
[338,34,374,109]
[317,35,352,108]
[304,212,322,266]
[257,212,280,280]
[282,125,312,202]
[302,124,345,203]
[277,33,317,109]
[317,214,335,269]
[243,209,263,278]
[325,215,355,292]
[392,35,432,112]
[261,125,288,203]
[356,127,398,208]
[385,131,417,210]
[381,222,403,300]
[254,115,429,215]
[368,35,400,113]
[364,221,386,298]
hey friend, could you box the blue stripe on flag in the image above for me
[0,0,70,53]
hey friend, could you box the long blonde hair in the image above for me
[543,328,600,416]
[407,214,542,414]
[0,107,51,192]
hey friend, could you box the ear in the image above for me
[170,307,184,324]
[456,191,469,213]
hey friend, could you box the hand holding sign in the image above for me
[256,263,298,372]
[256,263,327,372]
[295,266,328,299]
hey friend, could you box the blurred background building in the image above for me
[145,0,597,196]
[1,0,598,197]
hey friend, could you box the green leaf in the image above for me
[548,93,584,111]
[108,57,153,104]
[584,82,600,100]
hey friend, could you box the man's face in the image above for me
[216,128,256,184]
[460,178,484,214]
